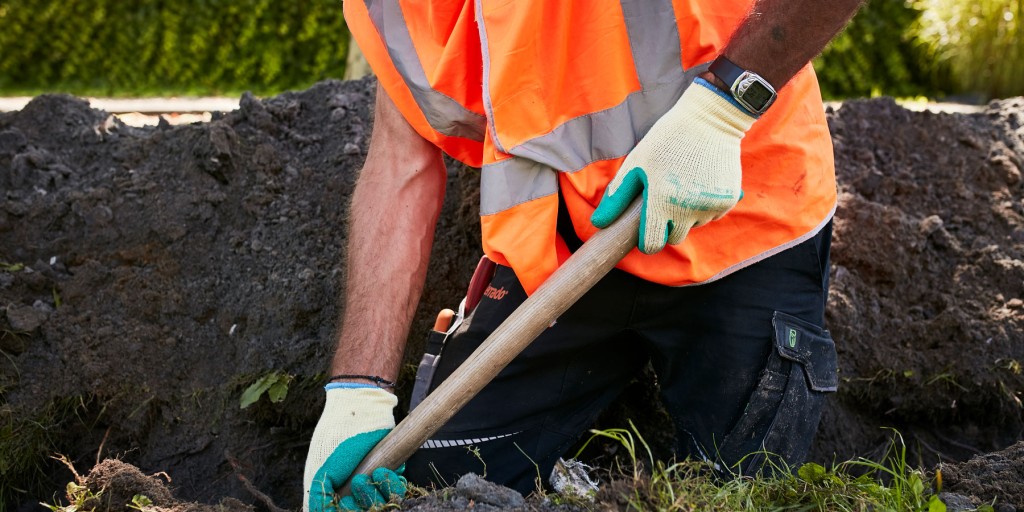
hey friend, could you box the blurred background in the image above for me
[0,0,1020,102]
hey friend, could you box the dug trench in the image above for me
[1,78,1023,510]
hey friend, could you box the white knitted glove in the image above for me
[591,79,757,254]
[303,386,402,512]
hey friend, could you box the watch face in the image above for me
[742,80,774,110]
[734,73,777,115]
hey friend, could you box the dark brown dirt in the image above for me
[815,97,1024,468]
[2,79,1023,510]
[940,440,1024,511]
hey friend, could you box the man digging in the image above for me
[305,0,864,509]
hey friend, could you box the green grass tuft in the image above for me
[579,424,969,512]
[0,397,88,512]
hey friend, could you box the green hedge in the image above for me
[0,0,984,100]
[915,0,1023,99]
[815,0,951,100]
[0,0,349,96]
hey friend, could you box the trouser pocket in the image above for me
[409,256,497,411]
[716,311,838,474]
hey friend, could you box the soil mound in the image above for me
[940,440,1024,511]
[2,80,1022,509]
[817,97,1024,466]
[1,78,479,509]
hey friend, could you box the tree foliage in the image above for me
[0,0,349,96]
[0,0,1015,99]
[915,0,1023,99]
[815,0,951,100]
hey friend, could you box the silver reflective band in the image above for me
[363,0,486,141]
[507,65,708,176]
[479,159,559,216]
[476,0,703,216]
[502,0,688,171]
[420,432,519,449]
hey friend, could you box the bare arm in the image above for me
[329,84,446,387]
[702,0,864,90]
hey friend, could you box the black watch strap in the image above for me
[709,56,745,90]
[707,55,777,115]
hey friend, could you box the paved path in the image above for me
[0,96,239,114]
[825,100,985,114]
[0,97,241,126]
[1,96,985,127]
[1,96,987,115]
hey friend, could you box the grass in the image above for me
[0,397,88,512]
[575,423,987,512]
[914,0,1023,99]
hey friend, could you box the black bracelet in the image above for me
[328,374,395,388]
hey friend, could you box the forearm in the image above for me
[704,0,864,90]
[330,85,446,385]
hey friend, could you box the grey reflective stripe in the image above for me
[480,159,558,216]
[507,63,708,175]
[479,63,707,215]
[364,0,486,141]
[506,0,707,174]
[420,432,518,449]
[620,0,683,89]
[473,0,507,153]
[476,0,704,215]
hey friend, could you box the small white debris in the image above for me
[229,324,237,336]
[50,256,57,265]
[550,458,599,501]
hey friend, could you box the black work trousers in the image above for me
[405,221,837,495]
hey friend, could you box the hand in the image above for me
[303,385,405,512]
[590,79,756,254]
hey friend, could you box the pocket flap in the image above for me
[772,312,838,392]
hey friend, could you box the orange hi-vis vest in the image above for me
[345,0,837,295]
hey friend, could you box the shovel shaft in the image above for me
[346,199,642,484]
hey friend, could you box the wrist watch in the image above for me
[708,56,778,116]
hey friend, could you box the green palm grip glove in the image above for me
[303,385,405,512]
[591,79,756,254]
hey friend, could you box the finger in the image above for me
[371,468,408,501]
[351,473,386,510]
[711,200,739,222]
[307,478,335,512]
[307,429,391,512]
[712,190,742,221]
[591,167,646,229]
[639,208,670,255]
[666,220,694,246]
[339,496,360,512]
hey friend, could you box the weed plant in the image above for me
[578,423,980,512]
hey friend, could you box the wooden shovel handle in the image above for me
[346,198,642,487]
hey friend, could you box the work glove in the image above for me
[591,79,757,254]
[303,385,406,512]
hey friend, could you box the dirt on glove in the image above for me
[1,78,1023,510]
